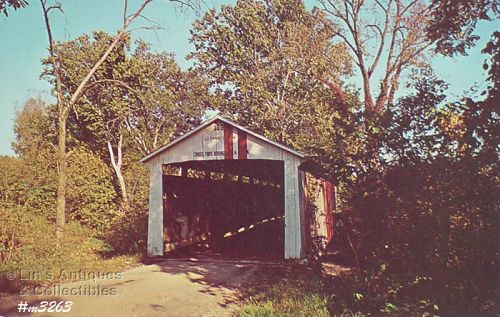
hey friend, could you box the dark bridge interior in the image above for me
[161,159,284,259]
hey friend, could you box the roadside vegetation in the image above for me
[0,149,144,292]
[238,264,330,317]
[0,205,139,293]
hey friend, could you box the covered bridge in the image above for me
[140,116,335,259]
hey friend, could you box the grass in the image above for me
[0,208,142,294]
[236,264,330,317]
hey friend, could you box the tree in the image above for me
[0,156,25,206]
[190,0,361,181]
[45,32,208,209]
[12,98,57,214]
[332,33,500,316]
[42,30,132,208]
[39,0,201,245]
[39,0,157,246]
[0,0,27,16]
[427,0,499,56]
[319,0,432,113]
[66,148,118,232]
[118,40,209,155]
[460,32,500,164]
[382,67,448,164]
[11,98,119,230]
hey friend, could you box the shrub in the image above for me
[104,206,148,256]
[0,205,138,293]
[67,147,119,232]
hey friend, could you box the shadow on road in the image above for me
[153,254,281,309]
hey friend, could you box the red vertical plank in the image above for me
[224,123,233,160]
[323,180,334,241]
[238,130,247,159]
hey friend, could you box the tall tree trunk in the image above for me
[108,135,129,210]
[56,112,67,245]
[41,0,66,248]
[360,68,375,113]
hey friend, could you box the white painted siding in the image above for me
[158,123,226,164]
[144,120,305,259]
[298,170,307,258]
[247,134,284,160]
[284,155,302,259]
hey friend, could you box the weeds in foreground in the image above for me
[0,206,141,294]
[236,261,499,317]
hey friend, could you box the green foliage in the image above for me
[2,5,498,316]
[10,99,121,232]
[117,40,209,154]
[0,156,25,206]
[336,161,499,315]
[382,67,449,163]
[11,98,57,215]
[332,38,500,315]
[42,31,130,153]
[239,302,278,317]
[0,205,53,266]
[0,205,138,293]
[67,147,118,232]
[123,160,149,209]
[427,0,499,56]
[190,0,360,182]
[104,206,148,256]
[103,161,148,255]
[43,31,208,158]
[42,31,209,209]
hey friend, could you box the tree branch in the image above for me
[367,0,392,77]
[69,0,153,106]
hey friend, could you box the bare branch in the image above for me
[46,4,62,14]
[334,31,358,56]
[138,14,164,30]
[168,0,198,11]
[366,23,386,76]
[123,0,128,25]
[127,25,163,34]
[81,78,144,97]
[401,0,419,16]
[374,0,388,13]
[322,0,431,112]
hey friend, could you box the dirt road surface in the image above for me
[0,256,270,317]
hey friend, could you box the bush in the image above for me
[104,206,148,256]
[0,156,26,206]
[333,159,500,316]
[0,205,138,293]
[67,147,119,232]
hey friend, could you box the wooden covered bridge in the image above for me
[140,116,335,259]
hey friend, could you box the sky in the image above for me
[0,0,498,156]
